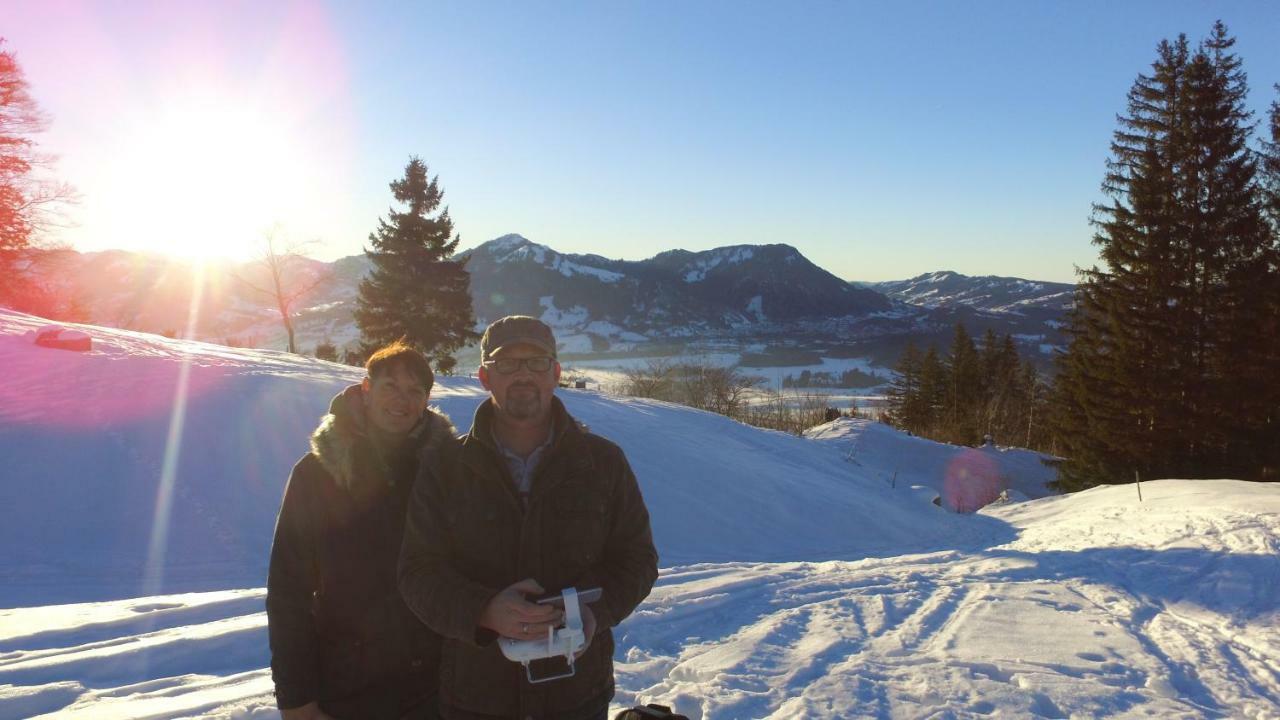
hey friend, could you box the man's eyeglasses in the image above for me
[483,356,556,374]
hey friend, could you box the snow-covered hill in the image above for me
[1,309,1277,719]
[459,235,895,350]
[869,270,1074,316]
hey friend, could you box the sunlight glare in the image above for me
[99,95,317,260]
[142,262,206,596]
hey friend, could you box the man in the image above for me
[268,341,454,719]
[400,315,658,720]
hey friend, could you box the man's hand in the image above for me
[281,701,334,720]
[479,579,563,640]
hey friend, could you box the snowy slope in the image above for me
[2,309,1278,718]
[1,308,1005,606]
[805,417,1059,510]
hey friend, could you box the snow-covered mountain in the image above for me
[16,240,1073,368]
[2,308,1278,718]
[870,270,1074,316]
[460,234,892,344]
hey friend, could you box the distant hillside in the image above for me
[869,270,1074,316]
[460,234,891,335]
[10,240,1072,369]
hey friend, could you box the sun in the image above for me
[92,93,319,261]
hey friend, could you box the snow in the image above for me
[485,235,623,283]
[682,247,755,283]
[486,233,529,253]
[877,272,1074,316]
[583,320,641,340]
[745,295,765,321]
[552,257,624,283]
[537,295,591,329]
[2,307,1278,718]
[805,417,1058,509]
[555,333,597,354]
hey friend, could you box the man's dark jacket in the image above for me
[399,396,659,720]
[267,386,454,718]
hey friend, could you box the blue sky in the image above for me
[7,1,1280,282]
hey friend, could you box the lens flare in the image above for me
[142,262,206,596]
[942,449,1004,513]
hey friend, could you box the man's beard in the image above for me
[502,384,543,420]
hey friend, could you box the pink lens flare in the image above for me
[942,449,1005,513]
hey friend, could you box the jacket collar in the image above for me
[464,396,593,492]
[310,383,457,491]
[467,395,575,452]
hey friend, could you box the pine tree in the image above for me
[354,157,478,372]
[1264,85,1280,222]
[945,322,983,445]
[887,341,924,433]
[919,346,948,438]
[1250,84,1280,478]
[1189,25,1277,477]
[983,334,1024,443]
[1052,23,1277,488]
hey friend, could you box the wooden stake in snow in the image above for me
[1134,470,1143,502]
[891,470,898,489]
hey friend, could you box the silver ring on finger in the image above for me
[522,623,529,634]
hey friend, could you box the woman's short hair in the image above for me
[365,339,434,393]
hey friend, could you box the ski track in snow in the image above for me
[617,497,1280,719]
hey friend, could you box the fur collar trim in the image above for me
[310,405,456,491]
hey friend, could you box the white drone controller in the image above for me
[498,586,602,684]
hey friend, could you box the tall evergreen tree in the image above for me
[1192,26,1277,477]
[1052,23,1277,488]
[919,346,947,438]
[1263,85,1280,222]
[887,341,924,433]
[945,322,983,445]
[354,157,478,372]
[1251,84,1280,478]
[983,333,1024,443]
[885,325,1051,453]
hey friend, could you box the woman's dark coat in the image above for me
[267,386,454,719]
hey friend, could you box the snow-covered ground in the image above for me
[1,308,1277,719]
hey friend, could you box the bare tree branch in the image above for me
[233,225,333,353]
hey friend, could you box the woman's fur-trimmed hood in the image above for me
[309,384,456,490]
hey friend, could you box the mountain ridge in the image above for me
[10,236,1073,366]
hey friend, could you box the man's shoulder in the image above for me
[574,426,631,470]
[578,427,621,453]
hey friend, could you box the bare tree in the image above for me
[235,226,331,353]
[622,358,674,399]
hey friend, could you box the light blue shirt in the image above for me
[493,426,555,505]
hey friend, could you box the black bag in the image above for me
[614,704,689,720]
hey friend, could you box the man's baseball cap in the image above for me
[481,315,557,360]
